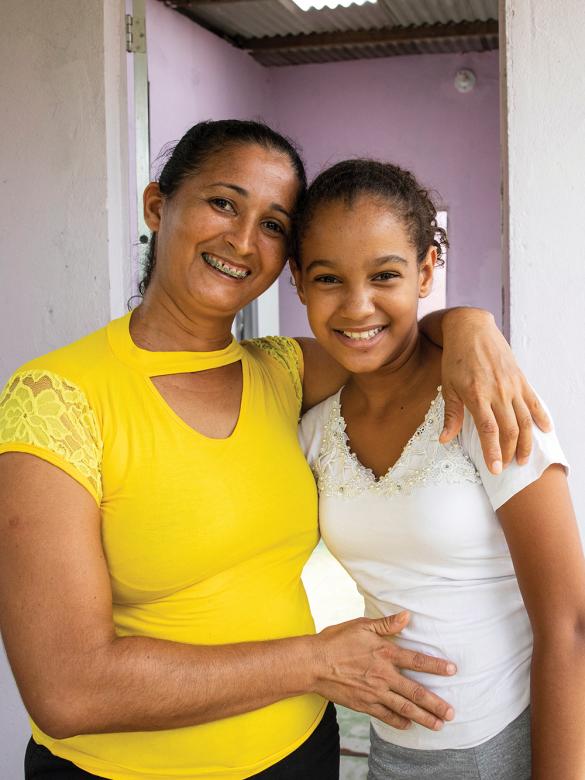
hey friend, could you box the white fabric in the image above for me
[299,389,568,750]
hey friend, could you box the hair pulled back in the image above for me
[294,159,447,266]
[139,119,307,295]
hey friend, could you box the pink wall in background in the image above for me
[146,0,271,165]
[146,7,501,336]
[270,52,501,336]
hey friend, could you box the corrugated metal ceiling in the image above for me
[161,0,499,66]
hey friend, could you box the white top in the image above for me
[299,388,568,750]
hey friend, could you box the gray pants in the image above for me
[368,708,531,780]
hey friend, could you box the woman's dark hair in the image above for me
[294,159,447,267]
[138,119,307,296]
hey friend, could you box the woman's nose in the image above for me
[224,217,256,257]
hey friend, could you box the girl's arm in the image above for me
[497,464,585,779]
[0,452,455,738]
[298,306,551,475]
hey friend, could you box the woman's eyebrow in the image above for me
[374,254,408,266]
[208,181,291,219]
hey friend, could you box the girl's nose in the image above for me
[340,287,376,320]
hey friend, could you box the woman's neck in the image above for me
[344,331,441,415]
[130,289,235,353]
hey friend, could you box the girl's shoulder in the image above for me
[298,390,341,468]
[459,393,569,511]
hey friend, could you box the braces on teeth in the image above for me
[203,253,249,279]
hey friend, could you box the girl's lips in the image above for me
[333,326,388,348]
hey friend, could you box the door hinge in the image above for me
[126,14,146,54]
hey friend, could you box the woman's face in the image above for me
[144,143,300,319]
[292,196,435,375]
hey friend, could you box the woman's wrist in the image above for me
[441,306,495,337]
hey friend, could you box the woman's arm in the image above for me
[0,453,455,739]
[497,464,585,779]
[298,307,551,475]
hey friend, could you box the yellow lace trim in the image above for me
[0,370,103,500]
[249,337,303,410]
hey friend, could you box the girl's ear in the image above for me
[289,259,307,305]
[418,246,437,299]
[143,182,164,232]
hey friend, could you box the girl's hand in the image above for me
[436,308,551,474]
[311,611,456,731]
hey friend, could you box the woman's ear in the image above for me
[143,182,163,232]
[418,246,437,299]
[289,259,307,305]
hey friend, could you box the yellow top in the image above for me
[0,313,324,780]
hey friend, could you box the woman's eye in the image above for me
[314,275,340,284]
[210,197,235,212]
[263,220,285,235]
[373,271,399,281]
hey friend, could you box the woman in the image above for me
[0,121,549,780]
[295,159,585,779]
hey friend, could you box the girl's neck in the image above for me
[344,331,441,414]
[130,288,235,353]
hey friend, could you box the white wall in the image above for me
[502,0,585,520]
[0,0,130,386]
[0,0,130,773]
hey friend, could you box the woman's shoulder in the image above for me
[298,391,340,466]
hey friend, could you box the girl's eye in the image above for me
[373,271,400,281]
[314,275,340,285]
[210,197,235,213]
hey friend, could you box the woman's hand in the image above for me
[311,611,456,731]
[421,307,551,474]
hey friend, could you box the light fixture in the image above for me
[291,0,377,11]
[454,69,476,93]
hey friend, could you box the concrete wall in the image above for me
[270,51,501,337]
[502,0,585,520]
[0,0,130,773]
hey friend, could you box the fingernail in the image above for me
[491,460,502,475]
[447,663,457,675]
[517,456,528,466]
[433,720,444,731]
[444,707,455,721]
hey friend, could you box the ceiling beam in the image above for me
[239,19,498,53]
[160,0,273,7]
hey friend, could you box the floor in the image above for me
[302,541,370,779]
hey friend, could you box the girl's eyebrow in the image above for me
[208,182,291,219]
[305,255,408,273]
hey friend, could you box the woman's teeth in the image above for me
[203,253,250,279]
[341,327,383,341]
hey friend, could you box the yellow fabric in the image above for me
[0,313,324,780]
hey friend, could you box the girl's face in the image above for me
[144,143,299,319]
[292,195,435,375]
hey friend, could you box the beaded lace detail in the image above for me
[314,389,481,498]
[249,336,303,410]
[0,370,103,500]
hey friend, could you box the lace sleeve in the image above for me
[0,370,103,504]
[248,336,304,411]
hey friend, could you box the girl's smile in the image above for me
[293,195,435,376]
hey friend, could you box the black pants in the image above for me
[24,702,340,779]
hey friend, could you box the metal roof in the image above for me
[160,0,499,66]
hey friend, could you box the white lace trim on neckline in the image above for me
[314,388,481,498]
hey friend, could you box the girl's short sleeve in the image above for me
[460,396,569,511]
[247,336,304,412]
[0,370,103,505]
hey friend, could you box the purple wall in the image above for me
[146,6,501,336]
[146,0,271,168]
[271,52,501,336]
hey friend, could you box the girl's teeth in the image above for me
[342,328,383,341]
[203,253,249,279]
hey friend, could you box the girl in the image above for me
[295,159,585,779]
